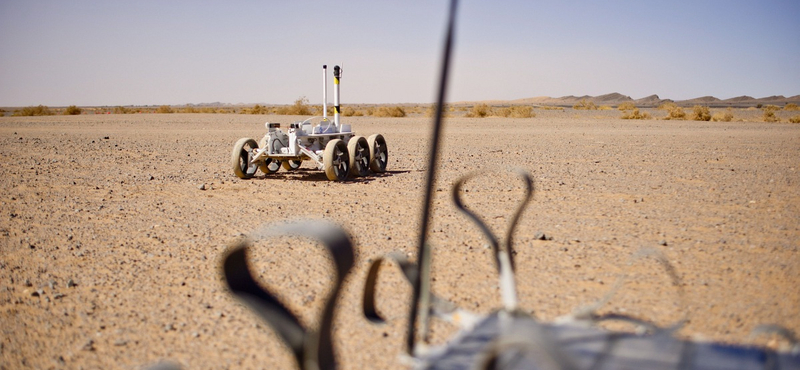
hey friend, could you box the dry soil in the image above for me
[1,113,798,369]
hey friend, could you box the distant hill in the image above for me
[455,93,800,108]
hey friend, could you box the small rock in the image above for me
[659,240,668,246]
[113,339,128,346]
[32,289,44,297]
[191,332,200,338]
[53,293,65,299]
[149,175,155,180]
[24,279,32,287]
[164,323,175,332]
[81,339,95,351]
[198,184,206,191]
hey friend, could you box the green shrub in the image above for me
[573,99,597,110]
[465,104,492,118]
[13,105,53,116]
[373,106,406,117]
[784,103,799,111]
[621,108,651,120]
[156,105,174,114]
[711,108,734,122]
[690,105,711,121]
[64,105,82,115]
[762,105,780,122]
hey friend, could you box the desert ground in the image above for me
[1,112,798,369]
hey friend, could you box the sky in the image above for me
[1,0,798,106]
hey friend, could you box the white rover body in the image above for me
[231,65,388,181]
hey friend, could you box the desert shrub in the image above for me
[373,106,406,117]
[242,104,270,114]
[114,106,132,114]
[573,99,597,110]
[276,97,312,115]
[495,105,535,118]
[426,104,451,118]
[762,105,780,122]
[618,102,637,111]
[711,108,734,122]
[343,106,367,117]
[598,105,613,110]
[621,108,651,120]
[690,105,711,121]
[156,105,174,114]
[539,105,564,111]
[465,104,492,118]
[784,103,799,111]
[181,106,198,113]
[788,116,800,123]
[0,108,5,116]
[64,105,82,115]
[13,105,53,116]
[662,104,686,120]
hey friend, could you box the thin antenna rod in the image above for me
[407,0,458,354]
[322,65,328,119]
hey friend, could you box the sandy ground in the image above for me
[1,113,798,369]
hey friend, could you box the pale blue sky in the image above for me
[1,0,798,106]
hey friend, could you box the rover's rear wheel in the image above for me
[323,139,349,181]
[367,134,388,173]
[348,136,370,177]
[282,160,303,171]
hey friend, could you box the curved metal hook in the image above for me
[222,220,354,370]
[451,168,535,272]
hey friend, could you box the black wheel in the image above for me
[347,136,370,177]
[231,138,260,179]
[282,160,303,171]
[258,137,281,174]
[323,139,349,181]
[367,134,388,172]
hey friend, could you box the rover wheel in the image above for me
[323,139,349,181]
[231,138,260,179]
[258,137,281,174]
[347,136,370,177]
[282,160,303,171]
[367,134,388,172]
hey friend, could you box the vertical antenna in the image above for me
[407,0,458,354]
[323,65,328,119]
[333,65,341,128]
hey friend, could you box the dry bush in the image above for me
[784,103,799,111]
[115,106,134,114]
[662,104,686,120]
[711,108,734,122]
[242,104,270,114]
[573,99,597,110]
[539,105,564,111]
[156,105,174,114]
[342,106,363,116]
[762,105,780,122]
[465,104,492,118]
[789,116,800,123]
[425,104,452,118]
[64,105,82,115]
[14,105,53,116]
[373,106,406,117]
[618,102,637,111]
[276,97,312,115]
[495,105,535,118]
[690,105,711,121]
[598,105,613,110]
[621,108,651,120]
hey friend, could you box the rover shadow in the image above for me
[257,168,410,183]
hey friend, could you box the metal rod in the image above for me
[333,65,341,128]
[322,65,328,119]
[407,0,458,355]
